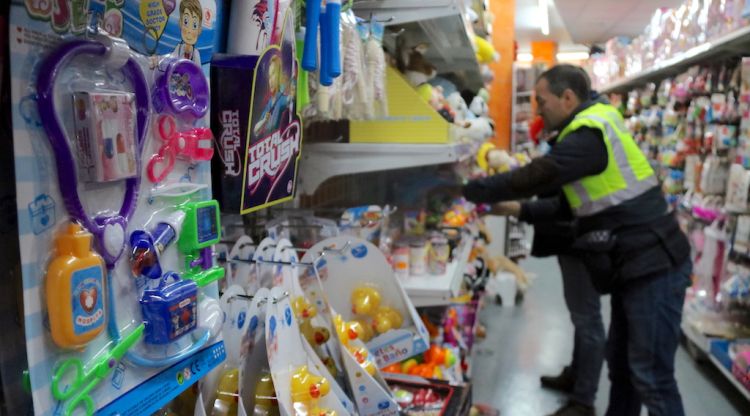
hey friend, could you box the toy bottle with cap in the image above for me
[46,223,107,348]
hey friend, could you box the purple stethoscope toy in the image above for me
[37,37,148,267]
[37,36,209,369]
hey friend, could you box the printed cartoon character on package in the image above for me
[210,8,302,214]
[9,1,226,415]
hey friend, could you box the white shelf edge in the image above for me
[298,142,473,195]
[401,236,475,307]
[600,25,750,94]
[681,321,750,401]
[708,354,750,401]
[681,320,711,353]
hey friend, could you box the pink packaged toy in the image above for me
[72,91,137,182]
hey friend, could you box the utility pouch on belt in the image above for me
[572,229,617,293]
[573,212,690,294]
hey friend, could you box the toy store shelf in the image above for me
[402,236,474,307]
[600,25,750,94]
[298,142,473,195]
[354,0,483,91]
[682,320,712,353]
[681,320,750,401]
[708,353,750,401]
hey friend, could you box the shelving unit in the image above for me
[298,142,473,195]
[354,0,483,91]
[402,236,474,307]
[681,321,750,401]
[600,26,750,94]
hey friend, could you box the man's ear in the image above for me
[562,89,579,106]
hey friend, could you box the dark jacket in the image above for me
[520,193,577,258]
[463,97,691,293]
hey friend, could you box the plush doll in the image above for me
[474,35,499,64]
[403,43,437,87]
[446,92,475,124]
[456,118,495,144]
[469,95,489,117]
[476,142,512,174]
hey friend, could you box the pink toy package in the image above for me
[72,91,137,182]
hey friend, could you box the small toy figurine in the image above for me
[292,296,331,346]
[350,286,381,316]
[290,366,336,416]
[350,286,404,335]
[213,368,239,415]
[333,315,376,376]
[254,372,280,415]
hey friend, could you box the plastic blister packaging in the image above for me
[17,24,225,416]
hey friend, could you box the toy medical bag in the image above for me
[140,272,199,345]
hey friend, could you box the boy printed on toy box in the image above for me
[94,0,218,65]
[240,10,302,214]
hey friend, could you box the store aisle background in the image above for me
[471,257,750,416]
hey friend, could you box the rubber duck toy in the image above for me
[290,366,336,416]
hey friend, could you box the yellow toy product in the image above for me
[333,315,377,376]
[350,286,381,316]
[212,368,239,416]
[292,296,331,347]
[371,306,404,335]
[46,223,107,349]
[254,372,280,416]
[290,366,335,416]
[474,35,499,64]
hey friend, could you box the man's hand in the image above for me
[490,201,521,217]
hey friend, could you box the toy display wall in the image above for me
[4,0,519,415]
[585,0,750,400]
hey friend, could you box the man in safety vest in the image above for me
[464,64,691,416]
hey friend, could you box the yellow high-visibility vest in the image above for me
[556,103,657,217]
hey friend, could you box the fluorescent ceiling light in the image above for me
[557,51,589,61]
[539,0,549,36]
[517,52,533,62]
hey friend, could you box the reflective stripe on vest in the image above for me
[557,103,657,217]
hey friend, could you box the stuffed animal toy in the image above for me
[404,43,437,87]
[455,117,494,144]
[474,35,499,64]
[446,92,476,124]
[477,142,512,174]
[469,95,489,117]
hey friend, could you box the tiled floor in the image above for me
[471,257,750,416]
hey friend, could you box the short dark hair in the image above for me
[537,64,591,102]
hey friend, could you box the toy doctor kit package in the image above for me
[10,1,226,414]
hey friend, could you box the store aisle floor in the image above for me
[471,257,750,416]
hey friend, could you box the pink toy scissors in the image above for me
[147,114,214,183]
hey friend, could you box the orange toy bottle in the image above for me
[46,223,107,348]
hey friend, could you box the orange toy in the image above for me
[46,223,107,349]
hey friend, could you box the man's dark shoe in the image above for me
[547,401,595,416]
[540,366,575,393]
